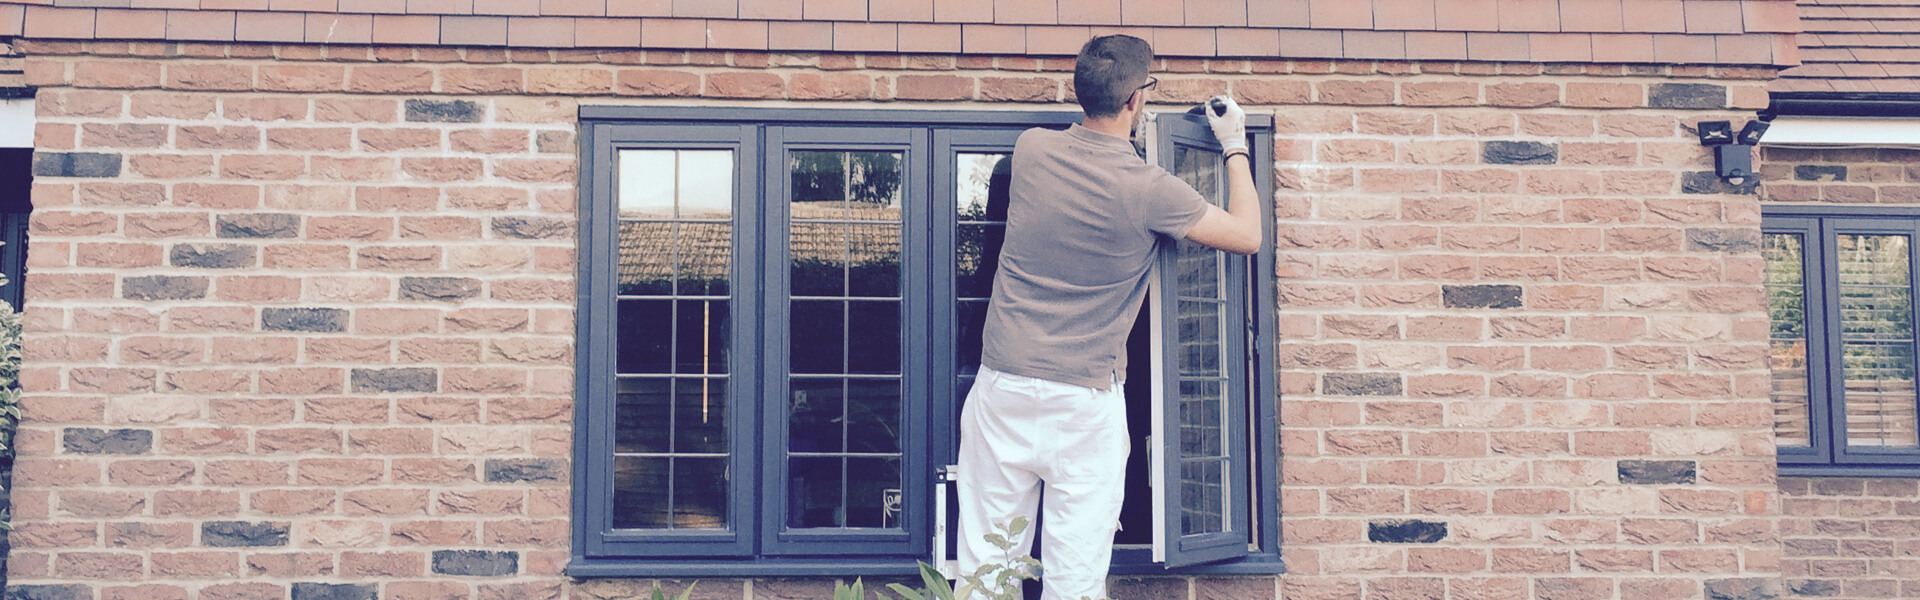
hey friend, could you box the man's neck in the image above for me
[1079,113,1134,139]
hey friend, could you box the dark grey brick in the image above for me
[1705,578,1783,600]
[1619,460,1697,485]
[6,584,92,600]
[351,368,438,393]
[1322,373,1402,397]
[263,307,348,333]
[1685,228,1761,253]
[432,550,519,576]
[1680,171,1760,195]
[484,458,569,483]
[217,214,300,239]
[406,99,482,123]
[1649,83,1727,109]
[170,243,257,269]
[492,216,575,240]
[1443,285,1522,309]
[33,151,122,178]
[203,521,290,547]
[1481,141,1557,165]
[62,428,153,455]
[123,275,208,301]
[1794,165,1847,182]
[400,277,481,301]
[292,583,377,600]
[1787,580,1840,597]
[1368,520,1447,543]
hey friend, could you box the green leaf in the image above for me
[672,581,697,600]
[886,583,925,600]
[649,582,667,600]
[917,562,954,599]
[1006,517,1029,536]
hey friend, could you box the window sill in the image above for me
[567,554,1286,578]
[1780,464,1920,478]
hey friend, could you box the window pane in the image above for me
[616,378,671,454]
[1765,233,1812,448]
[787,150,907,532]
[612,148,736,533]
[618,222,674,296]
[790,300,846,374]
[674,300,729,374]
[1168,142,1234,542]
[955,152,1010,396]
[619,150,676,218]
[617,300,672,374]
[676,222,731,296]
[674,378,728,454]
[1838,234,1920,449]
[790,378,846,452]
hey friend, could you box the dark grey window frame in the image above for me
[1765,205,1920,477]
[572,106,1281,577]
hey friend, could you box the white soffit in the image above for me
[1762,116,1920,147]
[0,98,30,148]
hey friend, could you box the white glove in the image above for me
[1204,95,1248,154]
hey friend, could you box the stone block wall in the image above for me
[4,39,1784,600]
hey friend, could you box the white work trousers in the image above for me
[957,366,1130,600]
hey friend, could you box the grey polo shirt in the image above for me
[979,124,1211,389]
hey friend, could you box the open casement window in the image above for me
[575,108,1277,576]
[1147,113,1258,568]
[1764,209,1920,475]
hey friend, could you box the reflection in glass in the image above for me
[619,151,676,218]
[617,300,672,374]
[1170,145,1232,540]
[790,301,846,374]
[955,153,1011,402]
[612,455,729,530]
[616,378,671,454]
[1765,234,1813,448]
[790,378,846,452]
[674,378,727,454]
[1838,234,1920,448]
[847,380,904,453]
[787,150,907,531]
[613,148,735,531]
[1180,460,1224,534]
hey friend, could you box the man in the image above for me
[956,34,1264,600]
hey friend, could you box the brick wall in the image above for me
[1270,69,1781,599]
[5,39,1784,599]
[1776,478,1920,600]
[1757,146,1920,600]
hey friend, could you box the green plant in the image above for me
[0,243,21,531]
[830,518,1070,600]
[647,581,696,600]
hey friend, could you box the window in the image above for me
[1765,208,1920,474]
[572,108,1278,576]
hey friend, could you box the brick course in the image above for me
[5,38,1785,599]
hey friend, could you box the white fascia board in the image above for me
[1762,116,1920,147]
[0,98,30,148]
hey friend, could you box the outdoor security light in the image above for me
[1697,119,1767,185]
[1738,120,1770,145]
[1697,120,1735,145]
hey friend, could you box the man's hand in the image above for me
[1204,95,1247,154]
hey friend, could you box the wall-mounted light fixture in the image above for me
[1697,119,1770,184]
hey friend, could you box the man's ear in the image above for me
[1128,90,1146,112]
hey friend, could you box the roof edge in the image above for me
[1767,92,1920,119]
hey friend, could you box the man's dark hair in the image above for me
[1073,35,1153,118]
